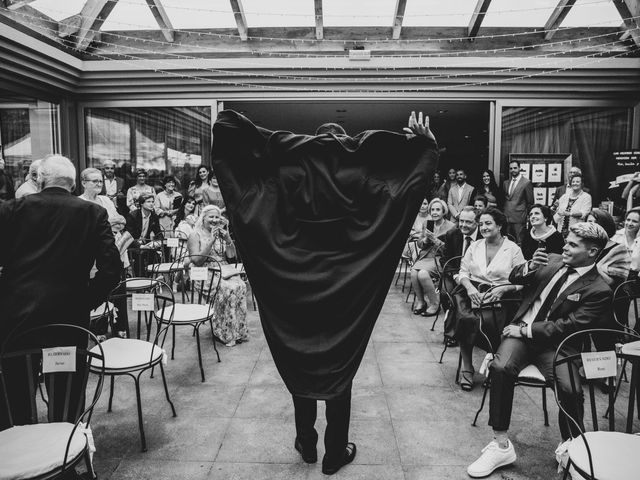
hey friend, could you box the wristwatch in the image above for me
[518,323,527,338]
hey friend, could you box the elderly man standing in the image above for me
[0,154,121,428]
[14,159,41,198]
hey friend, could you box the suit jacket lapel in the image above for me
[513,258,564,322]
[547,266,598,316]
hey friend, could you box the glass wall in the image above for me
[0,100,60,199]
[85,106,212,193]
[501,106,632,204]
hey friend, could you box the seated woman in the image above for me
[410,198,430,239]
[586,208,630,288]
[521,204,564,260]
[612,207,640,254]
[410,198,455,316]
[451,207,525,391]
[187,205,248,346]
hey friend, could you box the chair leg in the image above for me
[401,263,409,293]
[133,374,147,452]
[159,362,177,417]
[430,307,443,331]
[541,387,549,426]
[107,375,115,412]
[473,379,490,426]
[171,325,176,360]
[438,341,448,364]
[394,261,402,286]
[627,363,638,433]
[84,448,96,479]
[209,320,221,363]
[455,351,462,384]
[195,325,206,382]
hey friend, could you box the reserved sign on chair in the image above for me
[42,346,77,373]
[581,351,616,379]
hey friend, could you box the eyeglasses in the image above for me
[85,179,103,184]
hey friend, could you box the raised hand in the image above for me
[403,111,436,142]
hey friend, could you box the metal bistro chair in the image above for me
[155,254,223,382]
[89,279,177,452]
[472,284,550,427]
[553,328,640,480]
[0,324,105,480]
[437,255,463,363]
[395,238,418,293]
[146,230,189,282]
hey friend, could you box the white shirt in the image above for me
[457,183,467,203]
[461,228,479,256]
[508,175,521,196]
[521,263,592,337]
[457,237,525,286]
[104,177,118,197]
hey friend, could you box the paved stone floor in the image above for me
[87,282,629,480]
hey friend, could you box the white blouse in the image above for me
[457,237,526,286]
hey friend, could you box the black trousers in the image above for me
[292,385,351,463]
[488,337,584,440]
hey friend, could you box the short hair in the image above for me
[37,155,76,191]
[137,192,154,205]
[28,159,42,178]
[80,167,102,182]
[315,123,346,136]
[626,207,640,220]
[473,195,488,207]
[135,168,147,177]
[569,174,583,184]
[569,166,582,175]
[479,206,507,227]
[569,222,608,251]
[528,204,552,225]
[509,159,521,167]
[163,175,176,185]
[588,208,616,238]
[428,198,449,217]
[102,160,116,168]
[456,168,466,174]
[459,205,478,222]
[109,214,126,225]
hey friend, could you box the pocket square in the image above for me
[567,293,581,301]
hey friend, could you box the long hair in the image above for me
[194,164,212,188]
[174,195,196,228]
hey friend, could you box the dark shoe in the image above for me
[445,337,458,347]
[413,305,426,315]
[460,370,475,392]
[294,438,317,464]
[422,304,439,316]
[322,442,357,475]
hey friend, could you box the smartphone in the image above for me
[538,240,547,252]
[426,220,435,232]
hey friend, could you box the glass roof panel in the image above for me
[482,0,558,27]
[242,0,314,27]
[31,0,84,22]
[403,0,477,27]
[323,0,394,27]
[561,0,623,27]
[102,0,159,30]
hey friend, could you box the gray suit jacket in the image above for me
[447,183,475,218]
[503,176,534,224]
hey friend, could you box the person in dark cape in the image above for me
[212,110,438,474]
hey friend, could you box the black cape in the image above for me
[212,111,438,399]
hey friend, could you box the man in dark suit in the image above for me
[0,155,121,429]
[503,160,534,244]
[467,222,611,478]
[126,192,163,242]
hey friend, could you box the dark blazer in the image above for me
[0,187,121,341]
[508,254,612,347]
[439,227,479,270]
[503,176,534,224]
[126,208,163,241]
[100,176,125,197]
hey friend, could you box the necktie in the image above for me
[509,179,517,196]
[532,266,576,323]
[463,236,472,255]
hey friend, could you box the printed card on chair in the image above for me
[42,346,76,373]
[581,351,616,379]
[166,237,179,248]
[190,266,208,281]
[132,293,154,311]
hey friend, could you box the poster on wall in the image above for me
[534,187,547,205]
[548,164,563,183]
[548,187,557,205]
[532,164,546,183]
[609,150,640,190]
[520,163,531,179]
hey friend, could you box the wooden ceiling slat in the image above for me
[468,0,492,38]
[544,0,577,40]
[73,0,119,52]
[144,0,174,43]
[229,0,248,41]
[314,0,323,41]
[611,0,640,47]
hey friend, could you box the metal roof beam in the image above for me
[392,0,407,40]
[144,0,174,43]
[611,0,640,47]
[229,0,248,41]
[544,0,577,40]
[314,0,323,40]
[4,0,36,9]
[468,0,492,38]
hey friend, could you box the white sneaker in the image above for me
[467,440,516,478]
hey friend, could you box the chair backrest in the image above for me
[160,229,190,261]
[477,284,522,355]
[0,324,105,468]
[107,278,175,352]
[612,279,640,334]
[177,254,222,307]
[439,255,463,296]
[552,328,640,478]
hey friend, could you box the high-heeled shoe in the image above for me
[413,305,426,315]
[460,369,475,391]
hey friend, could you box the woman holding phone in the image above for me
[410,198,455,316]
[187,205,248,346]
[521,204,564,260]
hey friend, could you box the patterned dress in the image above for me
[192,230,248,345]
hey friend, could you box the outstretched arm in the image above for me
[403,111,436,143]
